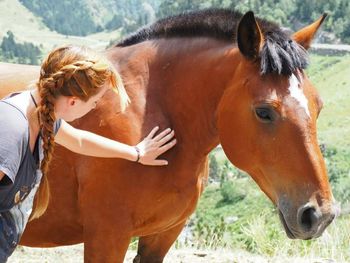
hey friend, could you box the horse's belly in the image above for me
[136,190,199,235]
[20,147,83,247]
[133,167,208,236]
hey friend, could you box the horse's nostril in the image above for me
[299,207,319,232]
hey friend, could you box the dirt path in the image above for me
[8,244,336,263]
[9,245,238,263]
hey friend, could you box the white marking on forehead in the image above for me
[288,74,310,118]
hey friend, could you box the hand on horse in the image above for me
[135,126,176,166]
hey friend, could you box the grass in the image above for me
[186,178,350,262]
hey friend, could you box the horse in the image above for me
[0,9,338,263]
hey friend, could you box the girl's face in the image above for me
[55,83,109,122]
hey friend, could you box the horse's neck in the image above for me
[109,38,240,156]
[155,39,240,154]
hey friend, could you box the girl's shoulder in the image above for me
[0,99,28,138]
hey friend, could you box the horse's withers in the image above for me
[217,12,338,239]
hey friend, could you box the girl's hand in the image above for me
[135,126,176,166]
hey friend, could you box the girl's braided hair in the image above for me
[31,45,129,219]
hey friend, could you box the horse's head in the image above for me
[217,12,338,239]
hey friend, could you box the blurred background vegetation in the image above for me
[1,0,350,64]
[1,0,349,261]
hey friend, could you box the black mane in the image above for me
[117,9,308,75]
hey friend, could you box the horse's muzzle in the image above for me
[278,201,340,240]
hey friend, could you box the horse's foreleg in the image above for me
[133,220,187,263]
[83,224,131,263]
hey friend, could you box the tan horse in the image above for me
[0,10,337,263]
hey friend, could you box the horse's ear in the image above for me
[293,14,327,50]
[237,11,263,60]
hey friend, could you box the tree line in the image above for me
[18,0,350,43]
[0,31,42,65]
[157,0,350,43]
[19,0,158,36]
[1,1,348,65]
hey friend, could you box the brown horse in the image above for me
[0,9,338,263]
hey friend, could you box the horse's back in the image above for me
[0,62,39,97]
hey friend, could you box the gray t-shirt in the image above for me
[0,93,61,260]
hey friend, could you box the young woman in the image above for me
[0,45,176,261]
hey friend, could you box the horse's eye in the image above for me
[255,107,275,123]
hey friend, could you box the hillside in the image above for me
[308,55,350,150]
[18,0,158,36]
[0,0,116,52]
[2,0,350,60]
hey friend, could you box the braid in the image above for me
[52,61,96,95]
[30,81,57,219]
[52,61,95,82]
[30,45,129,219]
[39,86,56,174]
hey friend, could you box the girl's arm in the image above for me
[54,120,176,166]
